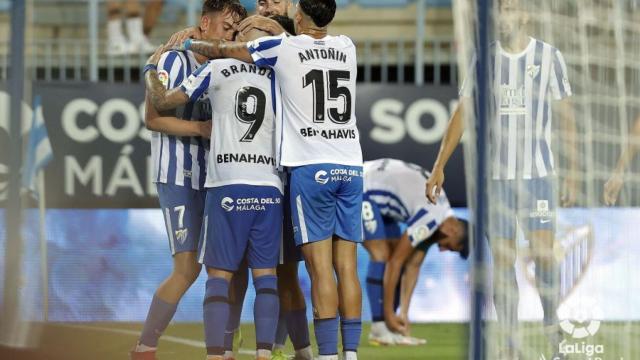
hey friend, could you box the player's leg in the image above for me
[224,264,248,360]
[362,239,394,345]
[523,177,563,355]
[106,1,130,55]
[131,185,205,358]
[489,179,520,358]
[289,165,341,360]
[247,186,284,360]
[275,262,313,359]
[142,0,163,36]
[122,0,155,53]
[334,166,364,360]
[201,185,252,360]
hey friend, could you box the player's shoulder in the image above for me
[327,34,356,49]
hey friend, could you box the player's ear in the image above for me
[200,14,210,32]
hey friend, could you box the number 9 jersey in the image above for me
[180,58,282,192]
[247,33,363,168]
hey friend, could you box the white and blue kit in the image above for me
[460,38,572,239]
[181,58,282,271]
[247,33,364,245]
[363,159,455,248]
[152,50,210,255]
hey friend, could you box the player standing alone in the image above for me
[174,1,364,359]
[426,0,578,359]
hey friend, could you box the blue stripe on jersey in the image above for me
[188,74,211,102]
[196,137,206,189]
[427,220,437,230]
[531,41,544,178]
[156,135,164,182]
[256,57,277,68]
[551,51,568,97]
[366,190,410,219]
[167,135,177,184]
[249,38,282,53]
[182,136,193,188]
[161,52,179,87]
[407,208,429,227]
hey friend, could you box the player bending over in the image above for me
[130,1,246,359]
[426,1,577,358]
[168,1,364,359]
[363,159,469,339]
[143,13,303,360]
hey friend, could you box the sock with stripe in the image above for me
[224,271,248,353]
[366,261,385,322]
[314,317,339,356]
[254,275,279,355]
[204,277,230,356]
[286,308,311,350]
[138,294,178,348]
[340,318,362,353]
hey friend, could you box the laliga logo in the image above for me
[221,197,235,212]
[315,170,329,185]
[559,302,602,339]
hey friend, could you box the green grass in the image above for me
[2,322,638,359]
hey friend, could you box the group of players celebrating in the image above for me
[127,0,593,359]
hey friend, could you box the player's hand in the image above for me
[385,313,407,334]
[400,313,411,336]
[238,15,286,36]
[560,177,578,207]
[603,172,623,206]
[167,26,201,48]
[426,167,444,204]
[198,120,212,139]
[146,44,167,66]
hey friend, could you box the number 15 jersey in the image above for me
[181,58,282,193]
[247,33,363,168]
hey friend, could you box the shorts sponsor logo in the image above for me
[221,197,235,212]
[175,228,189,244]
[315,170,329,184]
[530,199,553,219]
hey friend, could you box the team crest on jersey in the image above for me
[158,70,170,88]
[527,64,540,78]
[175,228,189,244]
[412,225,429,243]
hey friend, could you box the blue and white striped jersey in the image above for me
[180,58,282,192]
[364,159,454,246]
[150,50,211,189]
[460,38,572,180]
[246,33,363,168]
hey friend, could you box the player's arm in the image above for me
[383,233,415,333]
[184,39,254,63]
[238,15,286,36]
[557,97,578,206]
[604,116,640,205]
[144,47,190,112]
[426,100,467,203]
[398,249,427,333]
[143,94,211,138]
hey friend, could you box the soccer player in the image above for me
[129,2,246,360]
[170,1,364,359]
[363,159,469,343]
[603,115,640,205]
[425,0,577,358]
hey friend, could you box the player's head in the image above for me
[236,14,295,41]
[497,0,529,41]
[294,0,336,33]
[435,217,469,259]
[256,0,291,17]
[200,0,248,41]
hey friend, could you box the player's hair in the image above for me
[202,0,248,19]
[270,15,296,35]
[458,219,470,260]
[299,0,336,28]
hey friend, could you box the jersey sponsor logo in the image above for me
[315,170,329,184]
[527,64,541,78]
[221,197,235,212]
[158,70,170,88]
[499,85,526,112]
[364,219,378,234]
[216,153,276,166]
[175,228,189,244]
[300,128,357,139]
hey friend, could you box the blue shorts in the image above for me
[490,177,557,240]
[289,164,364,246]
[280,180,303,264]
[156,183,206,255]
[199,184,283,271]
[362,194,404,241]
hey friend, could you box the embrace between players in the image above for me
[129,0,587,360]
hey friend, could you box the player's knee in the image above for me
[173,264,201,286]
